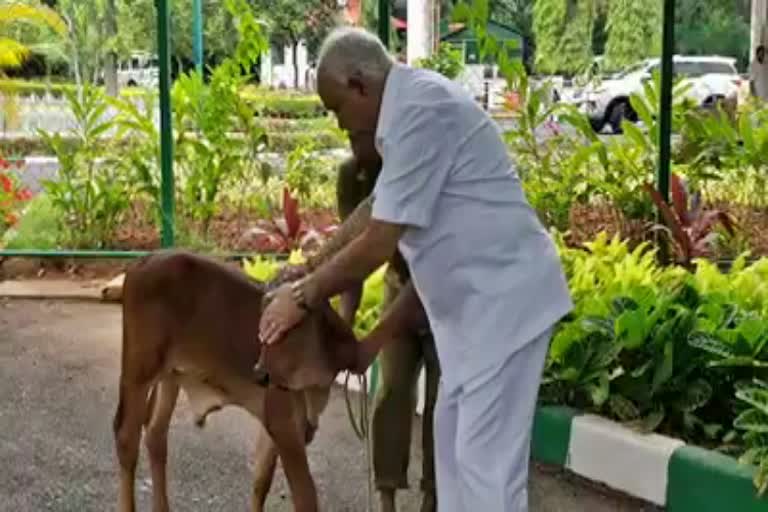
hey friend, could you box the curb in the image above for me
[0,279,103,301]
[532,405,768,511]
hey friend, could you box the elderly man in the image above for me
[259,26,573,512]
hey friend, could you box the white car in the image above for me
[570,55,743,134]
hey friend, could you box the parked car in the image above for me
[568,55,743,134]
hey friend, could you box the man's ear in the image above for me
[347,70,367,96]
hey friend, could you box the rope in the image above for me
[344,370,375,512]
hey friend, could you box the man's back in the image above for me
[371,64,573,389]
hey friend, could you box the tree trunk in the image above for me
[64,14,83,101]
[752,0,767,58]
[104,0,119,96]
[292,40,300,90]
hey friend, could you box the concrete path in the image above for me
[0,300,657,511]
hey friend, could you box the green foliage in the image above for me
[675,0,750,70]
[414,43,465,80]
[735,379,768,496]
[112,0,239,71]
[284,139,325,204]
[531,0,568,75]
[37,84,133,248]
[0,1,67,69]
[171,0,270,236]
[545,232,768,492]
[251,0,339,66]
[603,0,661,70]
[1,193,59,250]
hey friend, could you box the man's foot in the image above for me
[379,489,395,512]
[420,490,436,512]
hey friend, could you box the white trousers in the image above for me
[434,327,552,512]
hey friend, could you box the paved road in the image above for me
[0,299,658,511]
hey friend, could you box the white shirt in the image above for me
[371,63,574,393]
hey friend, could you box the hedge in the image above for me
[0,79,146,99]
[1,80,327,119]
[2,130,345,158]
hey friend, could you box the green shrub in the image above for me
[240,87,326,118]
[2,129,345,158]
[1,193,60,250]
[545,230,768,494]
[0,78,147,99]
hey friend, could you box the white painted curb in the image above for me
[567,414,685,506]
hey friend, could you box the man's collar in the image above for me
[375,63,405,150]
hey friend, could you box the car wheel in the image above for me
[609,101,633,134]
[589,117,605,133]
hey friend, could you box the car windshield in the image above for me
[613,61,652,79]
[674,61,736,76]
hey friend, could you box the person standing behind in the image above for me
[335,135,440,512]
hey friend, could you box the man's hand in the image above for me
[259,283,308,345]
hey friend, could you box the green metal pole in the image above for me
[378,0,390,49]
[657,0,675,204]
[156,0,175,248]
[193,0,204,73]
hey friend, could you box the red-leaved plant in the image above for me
[245,186,337,253]
[644,173,735,266]
[0,157,32,236]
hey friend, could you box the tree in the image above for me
[251,0,342,88]
[603,0,661,70]
[533,0,597,75]
[0,0,66,70]
[675,0,750,70]
[489,0,534,66]
[104,0,118,95]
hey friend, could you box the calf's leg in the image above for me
[266,388,319,512]
[251,421,279,512]
[114,379,152,512]
[144,378,180,512]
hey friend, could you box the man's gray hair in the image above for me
[317,26,395,83]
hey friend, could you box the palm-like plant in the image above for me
[0,1,67,69]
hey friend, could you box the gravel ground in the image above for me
[0,299,659,511]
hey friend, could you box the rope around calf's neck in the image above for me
[344,371,374,512]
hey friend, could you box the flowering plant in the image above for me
[0,156,32,235]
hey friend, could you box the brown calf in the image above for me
[113,250,359,512]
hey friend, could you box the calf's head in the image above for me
[255,296,359,391]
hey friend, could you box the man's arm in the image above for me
[305,195,374,272]
[303,219,403,309]
[353,280,428,372]
[330,163,371,325]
